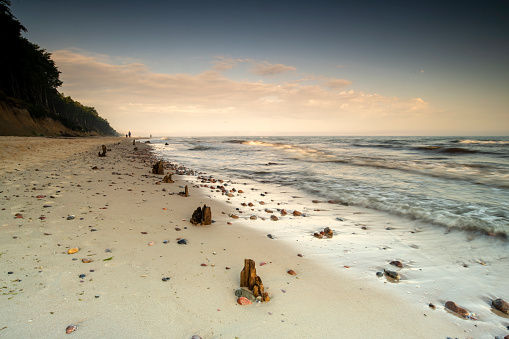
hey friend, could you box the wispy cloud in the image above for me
[52,49,433,136]
[251,61,297,76]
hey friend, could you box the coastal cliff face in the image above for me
[0,100,95,137]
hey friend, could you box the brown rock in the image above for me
[293,210,302,216]
[313,232,323,239]
[81,258,92,263]
[492,298,509,315]
[390,260,403,268]
[259,201,265,205]
[237,297,252,305]
[67,248,79,254]
[270,215,278,221]
[66,325,78,334]
[287,269,297,276]
[280,209,287,215]
[444,301,469,318]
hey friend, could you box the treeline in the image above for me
[0,0,118,136]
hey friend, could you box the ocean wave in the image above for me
[416,146,479,154]
[453,139,509,145]
[189,145,214,151]
[225,139,247,144]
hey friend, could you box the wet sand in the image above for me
[0,136,484,338]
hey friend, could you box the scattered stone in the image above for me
[297,254,303,257]
[492,298,509,315]
[78,274,86,279]
[235,288,256,302]
[444,301,469,318]
[293,210,302,216]
[66,325,78,334]
[383,268,400,280]
[267,234,275,239]
[429,303,436,309]
[177,239,187,245]
[313,232,323,239]
[67,215,75,220]
[280,209,287,215]
[237,297,252,305]
[162,277,171,282]
[270,215,278,221]
[81,258,92,263]
[376,271,384,277]
[390,260,403,268]
[162,173,174,183]
[250,215,257,220]
[163,240,169,244]
[67,248,79,254]
[287,269,297,276]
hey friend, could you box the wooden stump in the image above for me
[98,145,107,157]
[162,174,174,183]
[240,259,269,302]
[152,160,164,174]
[190,204,212,225]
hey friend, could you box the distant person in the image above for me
[128,131,131,137]
[125,134,128,137]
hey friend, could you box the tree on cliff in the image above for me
[0,0,117,136]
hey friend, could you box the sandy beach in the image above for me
[0,136,498,338]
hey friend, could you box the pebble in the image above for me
[383,268,400,280]
[8,271,13,274]
[163,240,169,244]
[237,297,252,305]
[492,298,509,315]
[390,260,403,268]
[162,277,171,282]
[67,215,75,220]
[444,300,469,318]
[67,248,79,254]
[376,271,384,277]
[177,239,187,245]
[65,325,78,334]
[267,234,275,239]
[79,274,86,279]
[287,269,297,276]
[428,303,436,309]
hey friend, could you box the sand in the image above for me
[0,136,486,338]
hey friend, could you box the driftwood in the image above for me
[133,140,136,145]
[190,204,211,225]
[98,145,107,157]
[240,259,269,302]
[162,174,174,183]
[152,160,164,174]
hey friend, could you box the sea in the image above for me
[150,136,509,236]
[148,135,509,335]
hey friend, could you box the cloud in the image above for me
[323,78,352,89]
[251,61,297,76]
[52,49,433,136]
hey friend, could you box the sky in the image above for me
[10,0,509,136]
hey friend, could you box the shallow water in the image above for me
[152,136,509,235]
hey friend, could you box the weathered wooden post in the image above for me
[152,160,164,174]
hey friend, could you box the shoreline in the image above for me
[0,136,500,338]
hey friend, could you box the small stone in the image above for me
[237,297,252,305]
[67,215,75,220]
[81,258,92,263]
[8,271,13,274]
[383,268,400,280]
[66,325,78,334]
[429,303,436,309]
[390,260,403,268]
[270,215,278,221]
[313,232,323,239]
[376,271,384,277]
[444,301,469,318]
[235,288,256,302]
[177,239,187,245]
[297,254,303,257]
[78,274,86,279]
[250,215,257,220]
[267,234,275,239]
[293,210,302,216]
[492,298,509,315]
[162,277,171,282]
[67,248,79,254]
[162,240,169,244]
[95,295,100,298]
[287,269,297,276]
